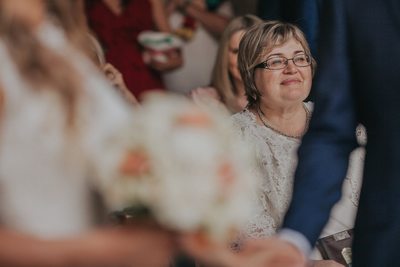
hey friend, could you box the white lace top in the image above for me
[231,105,365,246]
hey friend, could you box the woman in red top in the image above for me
[86,0,180,98]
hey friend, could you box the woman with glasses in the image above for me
[228,21,364,266]
[232,20,315,238]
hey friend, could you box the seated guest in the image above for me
[233,21,363,264]
[190,14,262,113]
[181,21,364,267]
[230,20,364,266]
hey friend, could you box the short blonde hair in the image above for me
[238,21,316,109]
[210,14,262,113]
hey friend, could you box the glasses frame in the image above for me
[255,54,312,70]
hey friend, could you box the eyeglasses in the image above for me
[255,54,312,70]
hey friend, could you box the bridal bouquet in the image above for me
[105,93,257,240]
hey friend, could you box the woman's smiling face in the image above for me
[254,38,312,107]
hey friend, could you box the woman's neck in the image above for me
[255,102,309,138]
[260,102,303,120]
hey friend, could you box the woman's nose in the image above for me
[283,59,298,73]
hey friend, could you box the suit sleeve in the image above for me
[282,0,358,246]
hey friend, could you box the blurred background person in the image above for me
[0,0,175,266]
[87,33,138,105]
[47,0,138,105]
[85,0,182,99]
[163,0,233,93]
[190,14,262,113]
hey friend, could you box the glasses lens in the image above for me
[266,57,286,70]
[293,54,311,67]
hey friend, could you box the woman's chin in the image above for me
[282,87,310,103]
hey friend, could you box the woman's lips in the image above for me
[281,78,301,85]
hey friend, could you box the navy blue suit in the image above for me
[282,0,400,266]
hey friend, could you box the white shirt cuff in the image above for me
[277,228,312,257]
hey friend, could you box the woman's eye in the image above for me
[295,56,306,62]
[269,59,284,66]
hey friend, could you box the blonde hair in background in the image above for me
[210,14,262,113]
[238,21,316,109]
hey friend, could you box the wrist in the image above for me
[277,229,312,257]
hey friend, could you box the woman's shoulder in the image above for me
[231,109,254,124]
[230,109,261,136]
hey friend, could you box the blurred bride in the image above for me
[0,0,175,266]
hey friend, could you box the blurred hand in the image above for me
[310,260,345,267]
[189,87,227,111]
[179,232,236,267]
[84,225,176,267]
[190,87,221,102]
[149,49,183,72]
[102,63,138,105]
[103,63,125,89]
[181,234,307,267]
[233,238,307,267]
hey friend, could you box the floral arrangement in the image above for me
[105,93,257,241]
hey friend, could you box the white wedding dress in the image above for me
[231,106,365,258]
[0,22,132,239]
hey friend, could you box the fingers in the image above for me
[233,238,307,267]
[179,233,239,267]
[103,63,121,81]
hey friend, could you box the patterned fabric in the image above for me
[231,105,365,243]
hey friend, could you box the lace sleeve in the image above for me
[231,111,282,239]
[346,124,367,207]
